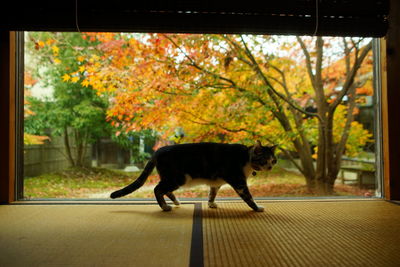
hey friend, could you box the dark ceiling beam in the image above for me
[1,0,389,37]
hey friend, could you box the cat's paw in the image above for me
[255,205,264,212]
[173,199,181,206]
[161,204,173,212]
[208,202,218,208]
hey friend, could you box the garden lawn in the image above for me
[23,166,374,199]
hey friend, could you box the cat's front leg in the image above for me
[208,186,221,208]
[232,184,264,212]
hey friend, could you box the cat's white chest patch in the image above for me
[183,174,226,188]
[243,162,253,178]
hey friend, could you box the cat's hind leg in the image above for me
[166,192,180,206]
[208,186,221,208]
[154,183,171,211]
[154,182,179,211]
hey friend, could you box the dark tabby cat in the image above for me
[110,141,277,212]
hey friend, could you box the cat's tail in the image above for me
[110,159,156,199]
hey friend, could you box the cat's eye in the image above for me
[272,159,277,164]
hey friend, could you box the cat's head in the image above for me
[249,140,277,171]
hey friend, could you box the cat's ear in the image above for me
[254,140,262,154]
[270,145,277,153]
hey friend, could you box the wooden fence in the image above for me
[24,135,91,177]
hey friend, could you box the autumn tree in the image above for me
[25,32,110,167]
[72,33,372,194]
[294,36,373,193]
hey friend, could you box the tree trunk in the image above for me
[74,130,88,167]
[296,145,317,192]
[76,143,84,167]
[315,178,335,195]
[64,127,75,167]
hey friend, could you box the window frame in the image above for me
[16,32,386,200]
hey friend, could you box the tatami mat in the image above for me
[2,200,399,267]
[0,204,194,267]
[202,200,400,267]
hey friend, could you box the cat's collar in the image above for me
[248,145,261,173]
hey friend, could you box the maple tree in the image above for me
[61,33,372,194]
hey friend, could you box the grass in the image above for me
[23,166,375,199]
[24,167,133,199]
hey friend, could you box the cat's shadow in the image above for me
[109,206,190,220]
[109,205,291,221]
[202,207,290,221]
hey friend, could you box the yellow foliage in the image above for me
[62,74,71,82]
[24,133,50,145]
[51,45,59,55]
[81,79,90,87]
[67,33,372,160]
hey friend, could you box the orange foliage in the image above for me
[24,72,37,87]
[61,34,373,156]
[322,46,373,96]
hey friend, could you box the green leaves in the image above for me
[25,32,111,165]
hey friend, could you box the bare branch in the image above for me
[314,37,324,91]
[181,108,257,136]
[240,35,320,120]
[268,63,292,98]
[342,37,351,74]
[154,88,192,96]
[222,35,254,64]
[334,84,358,164]
[279,147,305,174]
[330,41,372,111]
[296,37,315,88]
[163,34,275,110]
[163,34,237,87]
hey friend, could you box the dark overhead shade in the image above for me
[1,0,389,37]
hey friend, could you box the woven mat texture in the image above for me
[202,200,400,267]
